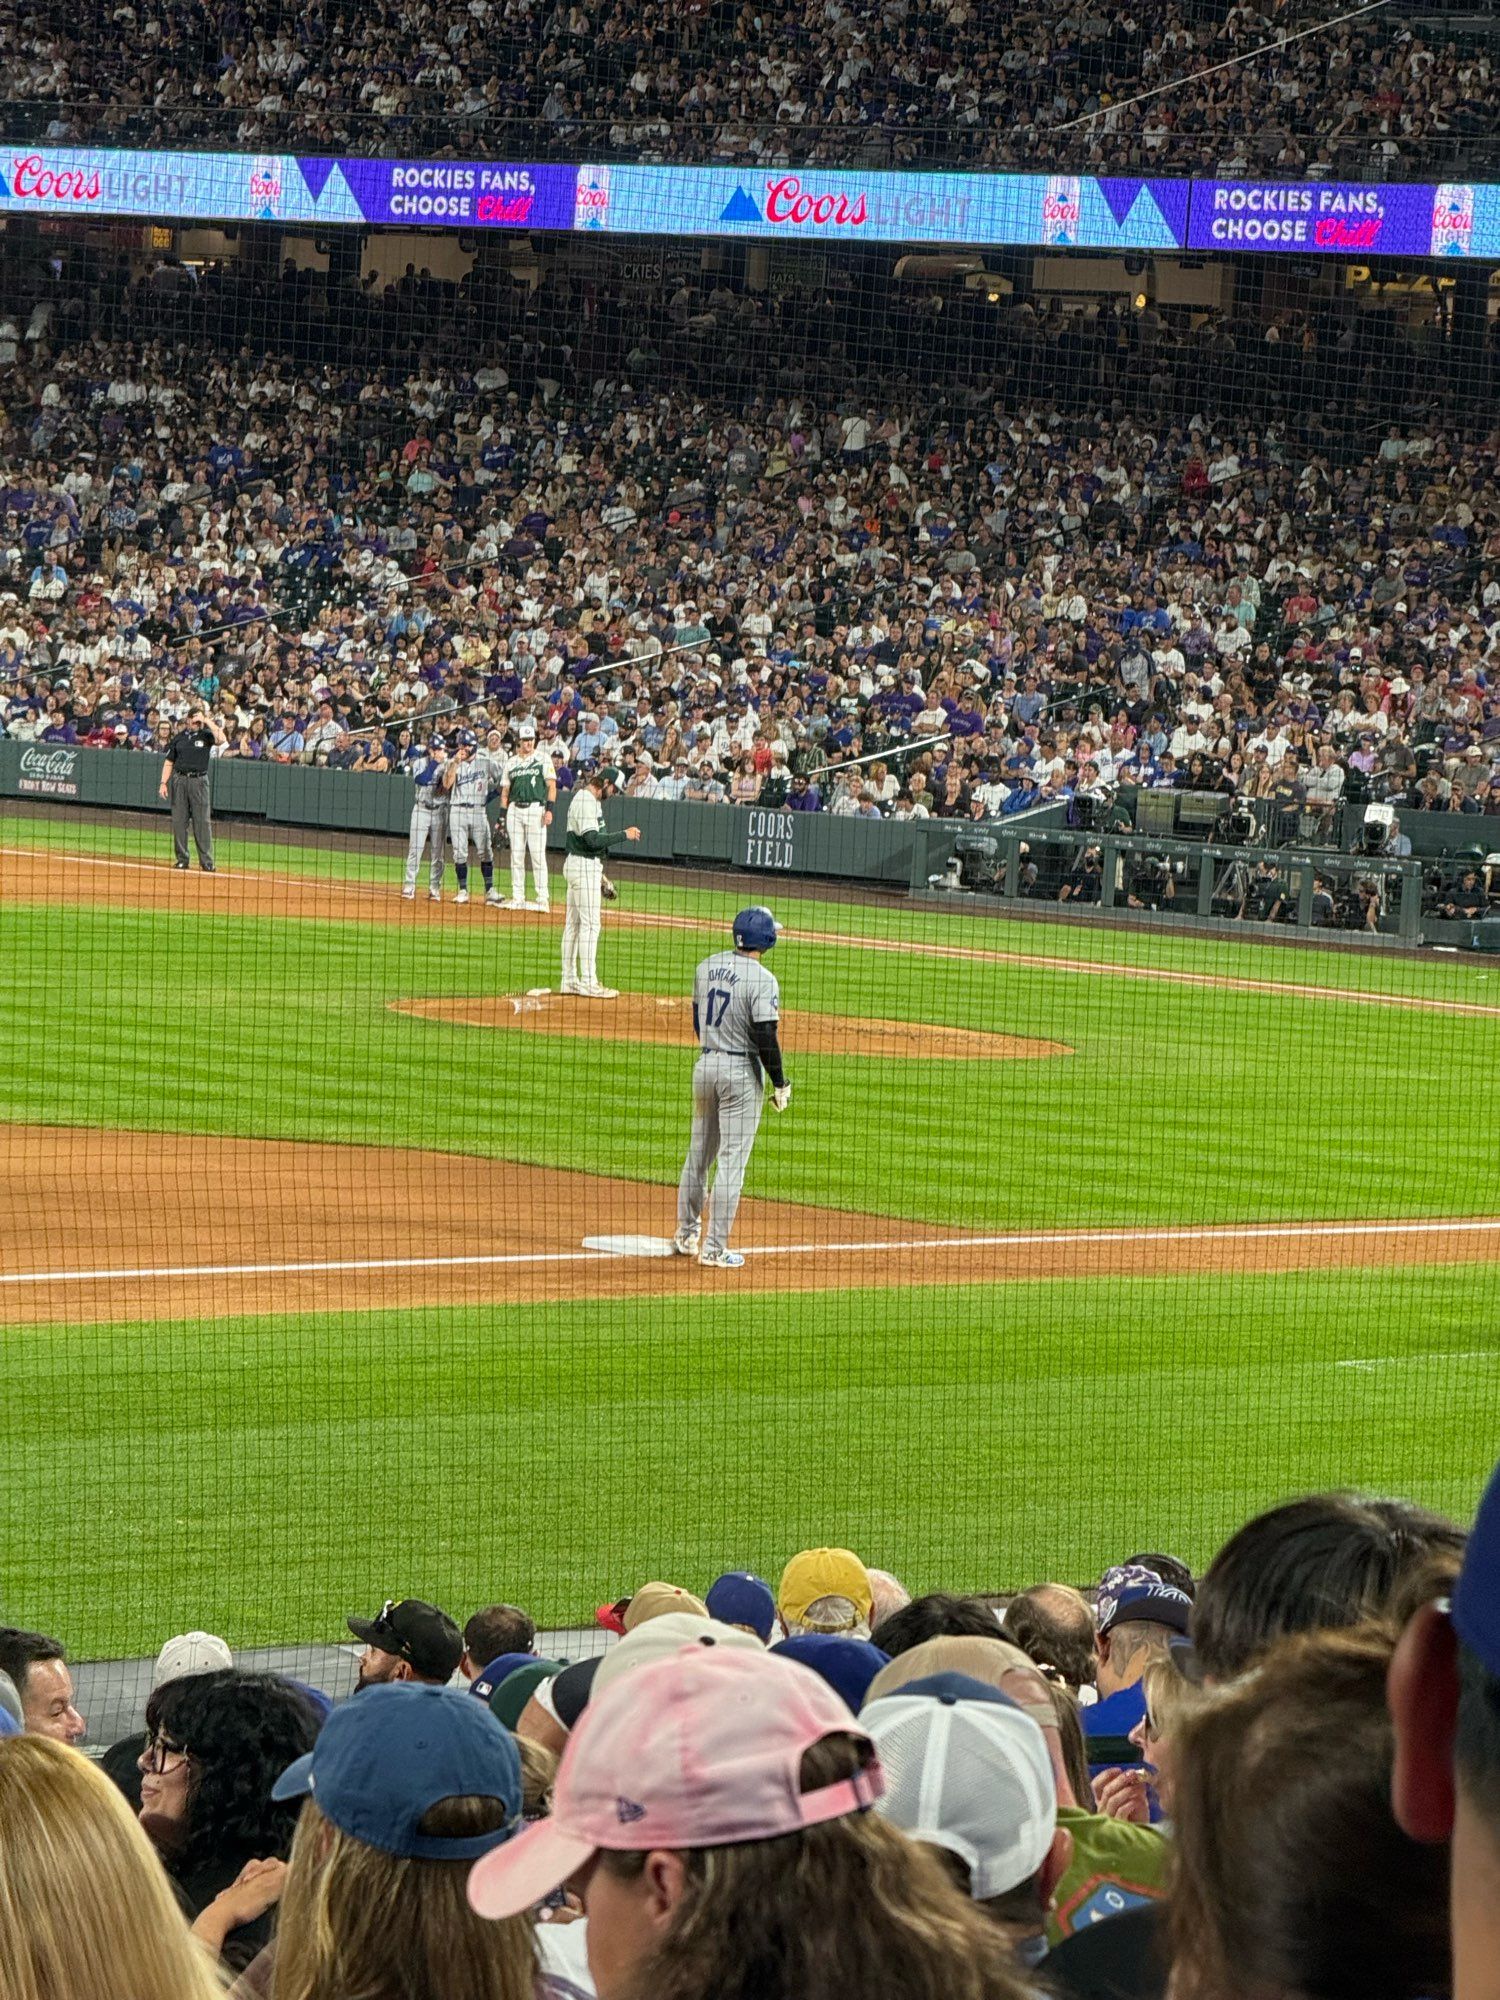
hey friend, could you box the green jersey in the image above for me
[507,749,554,808]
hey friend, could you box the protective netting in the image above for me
[0,130,1497,1741]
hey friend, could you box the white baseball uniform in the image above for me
[505,743,555,909]
[561,785,616,992]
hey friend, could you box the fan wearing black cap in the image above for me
[348,1597,464,1691]
[1081,1566,1193,1808]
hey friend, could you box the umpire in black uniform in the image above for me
[159,707,227,870]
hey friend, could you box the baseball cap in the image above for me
[550,1656,601,1729]
[347,1598,464,1681]
[469,1652,540,1703]
[864,1673,1057,1898]
[705,1571,777,1641]
[623,1582,709,1632]
[468,1647,883,1919]
[592,1613,764,1701]
[518,720,536,737]
[773,1635,890,1714]
[1453,1458,1500,1676]
[473,1657,565,1731]
[153,1631,233,1688]
[273,1684,521,1860]
[1096,1564,1193,1639]
[779,1548,874,1627]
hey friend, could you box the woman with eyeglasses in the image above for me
[137,1668,319,1971]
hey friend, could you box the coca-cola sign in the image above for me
[17,746,80,796]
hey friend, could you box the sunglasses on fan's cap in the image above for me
[347,1597,464,1681]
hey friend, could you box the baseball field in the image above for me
[2,803,1497,1658]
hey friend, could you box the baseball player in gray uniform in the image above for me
[401,738,450,900]
[674,905,790,1269]
[442,729,501,905]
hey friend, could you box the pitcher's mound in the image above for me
[393,993,1070,1062]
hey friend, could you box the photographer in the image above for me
[1126,851,1177,911]
[1059,845,1103,905]
[1440,867,1487,920]
[1244,858,1287,924]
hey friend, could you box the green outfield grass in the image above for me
[1,807,1498,1655]
[2,1267,1494,1657]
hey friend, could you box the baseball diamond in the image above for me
[1,810,1497,1660]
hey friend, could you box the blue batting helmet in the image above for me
[453,728,477,749]
[733,906,779,953]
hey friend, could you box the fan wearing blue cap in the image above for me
[1082,1565,1192,1791]
[774,1635,891,1715]
[1390,1455,1500,2000]
[267,1684,543,2000]
[706,1572,779,1643]
[673,907,788,1269]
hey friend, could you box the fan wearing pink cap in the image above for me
[469,1644,1034,2000]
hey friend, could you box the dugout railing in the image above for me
[924,819,1428,944]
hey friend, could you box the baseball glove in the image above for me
[601,877,618,901]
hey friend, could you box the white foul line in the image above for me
[4,1215,1499,1288]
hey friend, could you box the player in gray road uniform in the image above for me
[402,739,450,900]
[442,729,500,905]
[674,905,791,1270]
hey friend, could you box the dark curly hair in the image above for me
[143,1670,319,1876]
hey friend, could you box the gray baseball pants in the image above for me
[169,772,213,867]
[676,1051,765,1257]
[404,801,448,891]
[449,802,493,865]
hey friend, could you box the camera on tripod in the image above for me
[1358,802,1397,857]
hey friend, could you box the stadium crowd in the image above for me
[2,268,1498,859]
[2,0,1497,176]
[0,1475,1495,2000]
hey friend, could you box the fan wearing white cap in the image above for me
[864,1671,1066,1968]
[499,719,556,911]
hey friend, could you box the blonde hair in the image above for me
[0,1735,224,2000]
[1139,1654,1199,1748]
[271,1798,537,2000]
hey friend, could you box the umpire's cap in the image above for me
[733,906,780,953]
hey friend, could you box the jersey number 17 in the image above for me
[705,988,732,1026]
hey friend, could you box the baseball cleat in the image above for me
[501,897,523,908]
[484,890,504,907]
[672,1227,701,1256]
[560,980,584,995]
[200,862,216,873]
[429,889,442,902]
[173,860,189,870]
[699,1249,746,1270]
[527,902,551,913]
[454,889,469,904]
[579,984,618,999]
[401,887,415,900]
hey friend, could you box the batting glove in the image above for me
[771,1084,792,1113]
